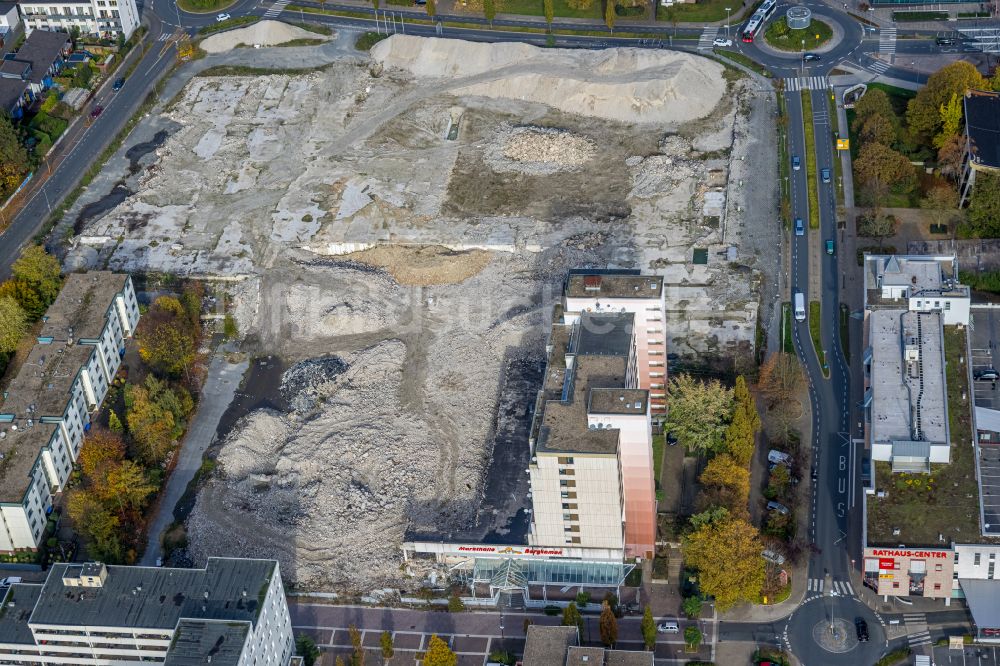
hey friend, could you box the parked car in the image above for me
[821,168,831,183]
[657,620,680,634]
[0,577,22,586]
[976,368,1000,381]
[216,12,231,21]
[792,155,801,171]
[855,618,869,642]
[766,501,790,515]
[90,105,103,119]
[795,218,804,236]
[825,239,835,255]
[712,37,733,47]
[112,77,125,90]
[762,549,786,565]
[803,52,821,61]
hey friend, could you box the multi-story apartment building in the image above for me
[561,270,667,419]
[17,0,139,39]
[0,558,294,665]
[528,307,656,560]
[0,272,139,552]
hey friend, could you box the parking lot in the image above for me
[970,308,1000,409]
[933,643,1000,666]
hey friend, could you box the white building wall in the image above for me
[954,544,1000,587]
[19,0,139,38]
[242,568,295,666]
[909,295,970,327]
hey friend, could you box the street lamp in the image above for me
[725,6,731,38]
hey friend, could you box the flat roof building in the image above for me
[0,558,294,666]
[0,272,139,552]
[521,625,654,666]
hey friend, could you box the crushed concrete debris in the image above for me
[485,124,596,175]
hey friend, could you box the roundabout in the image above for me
[784,592,888,666]
[764,15,834,52]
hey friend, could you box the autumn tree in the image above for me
[77,429,127,483]
[641,606,656,650]
[859,113,897,146]
[757,353,804,408]
[11,245,62,308]
[906,61,986,142]
[125,383,178,465]
[423,635,457,666]
[851,88,896,132]
[0,296,27,355]
[858,211,897,247]
[349,625,365,666]
[605,0,616,31]
[136,295,198,378]
[103,461,157,514]
[665,374,733,455]
[543,0,554,26]
[380,631,394,661]
[67,491,123,563]
[699,453,750,514]
[599,600,618,647]
[684,517,765,610]
[920,184,961,233]
[562,601,584,635]
[854,142,916,193]
[935,91,964,149]
[723,376,759,467]
[483,0,495,26]
[968,172,1000,237]
[0,280,45,320]
[937,133,966,181]
[426,0,435,16]
[109,411,124,434]
[0,113,29,196]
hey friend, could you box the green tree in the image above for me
[380,631,394,661]
[684,517,765,610]
[125,383,177,465]
[348,625,365,665]
[599,600,618,647]
[968,172,1000,237]
[11,245,62,308]
[0,280,45,320]
[724,376,759,466]
[426,0,436,16]
[109,411,124,434]
[684,625,703,650]
[67,491,123,563]
[483,0,496,26]
[543,0,554,26]
[562,601,583,635]
[641,606,656,650]
[336,658,346,666]
[851,88,896,133]
[767,463,791,496]
[605,0,615,30]
[296,635,321,666]
[136,295,198,378]
[935,91,963,148]
[103,461,157,514]
[682,594,703,619]
[0,113,29,196]
[665,374,733,455]
[423,635,457,666]
[689,506,729,530]
[447,590,465,612]
[906,61,986,142]
[0,296,27,355]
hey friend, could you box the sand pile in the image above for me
[371,35,726,125]
[200,20,332,53]
[341,245,493,286]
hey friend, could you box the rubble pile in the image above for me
[485,124,596,175]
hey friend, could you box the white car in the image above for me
[216,12,231,21]
[713,37,733,47]
[657,620,680,634]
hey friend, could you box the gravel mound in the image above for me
[281,356,348,412]
[485,124,596,175]
[200,20,332,53]
[371,35,726,125]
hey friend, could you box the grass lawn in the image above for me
[715,49,772,78]
[764,17,833,52]
[839,304,850,364]
[196,15,258,34]
[866,326,982,546]
[800,92,820,230]
[652,432,665,485]
[893,10,947,21]
[478,0,604,20]
[178,0,236,12]
[782,302,793,353]
[657,0,733,24]
[355,31,389,50]
[808,300,828,376]
[828,93,845,207]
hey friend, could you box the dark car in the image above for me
[666,432,678,447]
[821,168,831,183]
[855,618,869,642]
[976,368,1000,381]
[936,37,957,46]
[792,155,801,171]
[803,53,821,61]
[795,218,804,236]
[90,105,103,119]
[112,77,125,90]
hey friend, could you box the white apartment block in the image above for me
[0,272,139,552]
[562,271,667,419]
[17,0,139,39]
[0,559,295,666]
[528,307,656,559]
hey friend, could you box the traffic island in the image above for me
[809,300,830,378]
[764,16,833,52]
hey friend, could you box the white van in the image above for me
[768,449,792,466]
[0,577,22,586]
[657,620,680,634]
[794,292,806,322]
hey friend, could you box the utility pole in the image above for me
[725,6,731,39]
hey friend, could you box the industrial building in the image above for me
[0,558,294,665]
[0,272,139,552]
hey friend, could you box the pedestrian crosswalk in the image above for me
[157,32,171,41]
[263,0,290,18]
[904,612,927,624]
[868,58,891,75]
[908,630,932,648]
[783,76,829,92]
[806,578,855,595]
[698,26,719,50]
[879,27,897,57]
